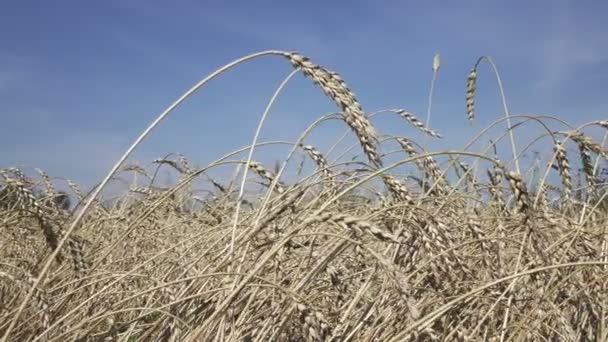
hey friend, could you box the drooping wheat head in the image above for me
[554,141,573,202]
[247,161,287,194]
[283,52,383,168]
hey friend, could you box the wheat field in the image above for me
[1,51,608,341]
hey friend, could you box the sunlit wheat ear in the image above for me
[497,164,530,213]
[432,53,441,73]
[553,142,572,201]
[176,153,194,174]
[396,110,443,138]
[66,179,84,201]
[6,177,89,275]
[595,120,608,129]
[396,137,432,192]
[153,157,188,174]
[253,189,304,234]
[283,52,382,168]
[568,131,599,192]
[569,131,608,160]
[466,68,477,123]
[5,178,62,252]
[1,167,28,182]
[306,212,401,243]
[33,169,67,212]
[247,161,286,194]
[421,155,450,195]
[121,164,152,179]
[456,160,476,188]
[129,186,153,196]
[34,168,56,197]
[300,144,335,186]
[396,137,422,162]
[466,217,492,253]
[487,163,505,208]
[580,144,596,192]
[381,174,414,204]
[396,137,448,194]
[537,184,549,210]
[66,236,90,274]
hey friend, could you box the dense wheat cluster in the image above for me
[2,51,608,341]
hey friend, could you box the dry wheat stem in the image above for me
[2,51,291,341]
[389,261,608,341]
[4,51,608,341]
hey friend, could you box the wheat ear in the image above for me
[283,52,382,168]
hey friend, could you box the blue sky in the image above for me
[1,0,607,189]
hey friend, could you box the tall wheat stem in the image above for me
[474,56,520,174]
[0,50,286,342]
